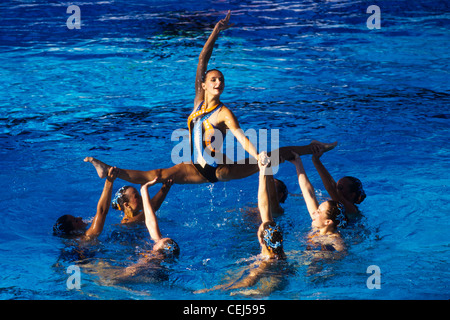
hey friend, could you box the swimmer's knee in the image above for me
[215,165,231,181]
[152,169,165,182]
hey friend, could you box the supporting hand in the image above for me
[310,142,325,160]
[161,179,173,192]
[106,166,119,182]
[258,151,271,168]
[140,178,158,192]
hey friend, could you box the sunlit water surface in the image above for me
[0,0,449,299]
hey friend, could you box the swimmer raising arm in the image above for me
[83,12,337,185]
[53,167,119,238]
[140,179,179,255]
[289,152,345,251]
[106,179,178,283]
[194,10,234,108]
[195,156,286,295]
[258,152,272,224]
[85,167,119,238]
[192,10,260,164]
[141,178,164,242]
[311,142,366,218]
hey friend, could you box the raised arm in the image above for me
[150,179,173,213]
[258,152,273,223]
[311,143,339,200]
[311,144,357,213]
[194,11,233,107]
[85,167,118,238]
[140,179,163,242]
[268,179,284,216]
[289,152,319,219]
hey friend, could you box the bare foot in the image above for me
[84,157,110,179]
[311,140,338,152]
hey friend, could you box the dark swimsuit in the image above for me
[188,102,223,183]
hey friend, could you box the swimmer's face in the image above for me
[202,70,225,96]
[311,202,333,229]
[123,187,142,213]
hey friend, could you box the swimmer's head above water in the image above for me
[274,178,288,204]
[53,214,88,237]
[201,69,225,97]
[112,185,143,214]
[152,238,180,258]
[337,176,366,205]
[258,221,286,260]
[312,200,348,230]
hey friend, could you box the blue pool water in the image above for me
[1,0,449,300]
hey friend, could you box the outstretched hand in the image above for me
[215,10,234,32]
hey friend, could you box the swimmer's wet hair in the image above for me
[160,239,180,258]
[201,69,223,83]
[324,201,348,229]
[274,179,288,203]
[112,186,132,211]
[53,215,75,236]
[260,221,285,259]
[344,176,366,204]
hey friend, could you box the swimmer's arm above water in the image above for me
[194,11,234,108]
[311,144,339,200]
[311,146,357,213]
[149,180,173,213]
[221,106,259,160]
[289,152,319,219]
[85,167,118,238]
[258,153,273,224]
[141,179,163,242]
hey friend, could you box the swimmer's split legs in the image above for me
[84,141,337,185]
[84,157,206,184]
[214,141,337,181]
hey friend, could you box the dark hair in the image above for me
[112,186,132,211]
[324,201,348,229]
[274,179,288,203]
[159,239,180,258]
[201,69,223,83]
[343,176,366,204]
[53,215,75,236]
[260,221,285,260]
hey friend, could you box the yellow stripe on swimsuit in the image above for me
[188,102,222,153]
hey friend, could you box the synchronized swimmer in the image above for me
[83,11,337,186]
[53,11,366,292]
